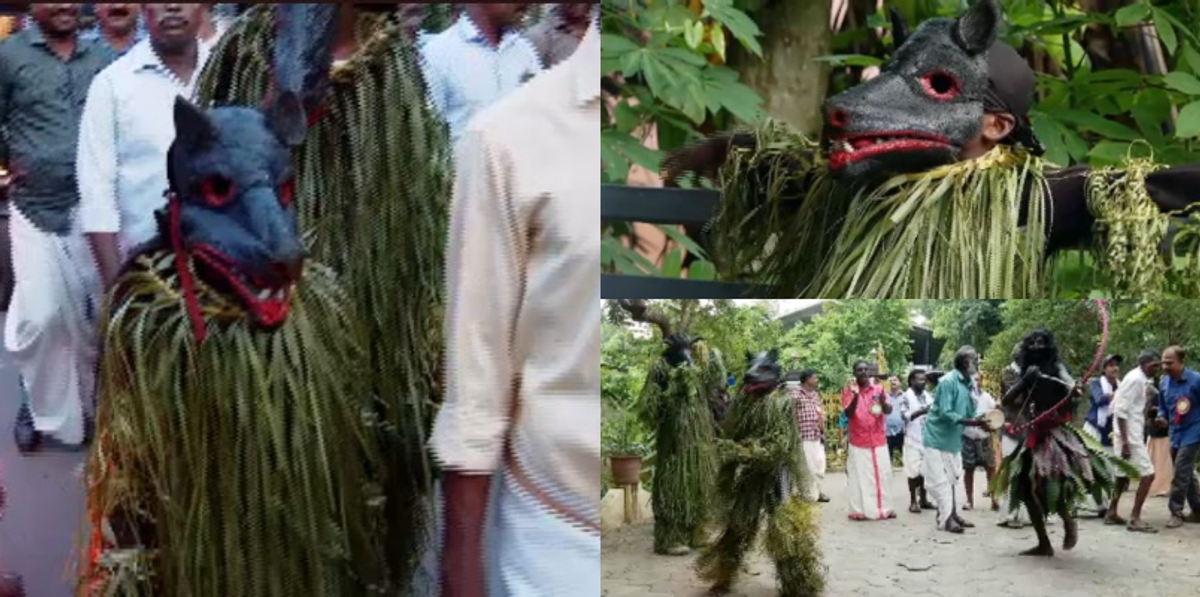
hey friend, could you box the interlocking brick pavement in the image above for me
[603,469,1200,597]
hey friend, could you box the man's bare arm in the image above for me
[88,232,122,291]
[441,471,491,597]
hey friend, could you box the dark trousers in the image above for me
[1169,442,1200,517]
[886,433,904,463]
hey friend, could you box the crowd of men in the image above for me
[785,342,1200,535]
[0,3,599,596]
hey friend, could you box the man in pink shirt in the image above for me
[842,360,897,520]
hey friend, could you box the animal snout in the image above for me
[827,107,849,129]
[271,255,305,282]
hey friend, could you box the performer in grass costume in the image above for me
[195,5,451,589]
[664,0,1200,298]
[698,349,824,597]
[992,312,1138,557]
[641,333,724,555]
[617,299,724,555]
[82,7,390,594]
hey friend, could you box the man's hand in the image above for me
[441,471,492,597]
[1121,443,1131,459]
[1155,417,1169,430]
[1023,365,1041,382]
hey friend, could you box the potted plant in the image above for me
[602,407,653,486]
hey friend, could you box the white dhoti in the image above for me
[845,444,893,520]
[4,209,99,444]
[802,439,826,501]
[902,441,924,479]
[487,471,599,597]
[922,447,961,529]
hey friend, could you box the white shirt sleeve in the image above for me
[418,41,449,119]
[1112,373,1142,420]
[76,71,121,235]
[429,126,527,474]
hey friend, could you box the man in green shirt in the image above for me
[922,346,991,533]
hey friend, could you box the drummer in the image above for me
[922,346,991,534]
[962,373,999,512]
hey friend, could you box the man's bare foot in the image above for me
[1104,512,1128,525]
[1063,517,1078,550]
[963,502,973,511]
[954,515,975,528]
[1019,544,1054,557]
[708,582,731,595]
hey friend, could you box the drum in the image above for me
[981,409,1005,431]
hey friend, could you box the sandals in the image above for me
[909,503,922,514]
[1104,513,1128,526]
[1127,520,1158,533]
[1166,515,1184,529]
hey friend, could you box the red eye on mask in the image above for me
[201,175,236,208]
[278,177,295,208]
[920,71,960,101]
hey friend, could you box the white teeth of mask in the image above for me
[257,289,271,300]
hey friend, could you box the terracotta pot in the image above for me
[609,455,643,485]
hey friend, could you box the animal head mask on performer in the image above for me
[743,349,782,395]
[156,4,339,337]
[662,333,704,368]
[822,0,1041,180]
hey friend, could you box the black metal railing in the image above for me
[601,184,772,298]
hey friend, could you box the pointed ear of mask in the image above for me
[267,90,308,147]
[768,348,780,362]
[745,350,755,364]
[174,97,216,152]
[889,7,909,49]
[953,0,1000,56]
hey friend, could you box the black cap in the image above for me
[985,42,1034,118]
[1103,354,1123,367]
[984,42,1043,156]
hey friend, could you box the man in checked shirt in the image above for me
[791,369,831,503]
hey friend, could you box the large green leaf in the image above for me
[812,54,886,67]
[1153,8,1177,55]
[701,66,765,124]
[1183,45,1200,76]
[1050,109,1142,141]
[702,0,764,58]
[1164,71,1200,95]
[1177,101,1200,139]
[1113,3,1150,27]
[1030,111,1069,167]
[1132,88,1171,144]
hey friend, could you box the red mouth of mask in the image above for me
[827,130,954,171]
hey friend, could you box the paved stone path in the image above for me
[0,314,89,597]
[603,469,1200,597]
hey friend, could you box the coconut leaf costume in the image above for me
[640,334,724,554]
[991,324,1137,557]
[195,5,451,588]
[666,0,1200,299]
[83,7,392,594]
[698,349,824,597]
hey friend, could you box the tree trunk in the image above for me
[729,0,833,136]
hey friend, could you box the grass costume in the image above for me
[992,325,1137,556]
[82,7,391,594]
[665,0,1200,298]
[698,349,824,597]
[640,333,724,555]
[195,5,452,589]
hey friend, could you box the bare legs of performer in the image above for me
[1018,457,1077,557]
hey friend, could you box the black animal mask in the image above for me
[743,348,782,395]
[663,333,703,368]
[823,0,1001,180]
[1017,329,1060,371]
[156,5,338,341]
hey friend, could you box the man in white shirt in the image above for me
[419,3,542,144]
[962,374,998,511]
[1108,349,1162,532]
[430,6,598,596]
[897,369,935,513]
[78,3,210,289]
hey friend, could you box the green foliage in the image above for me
[603,405,656,458]
[780,301,913,391]
[920,300,1006,367]
[601,0,768,278]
